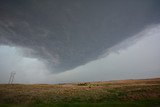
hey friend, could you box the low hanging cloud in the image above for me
[0,0,160,73]
[1,24,160,84]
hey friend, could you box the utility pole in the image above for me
[8,72,16,84]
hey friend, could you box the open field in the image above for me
[0,78,160,107]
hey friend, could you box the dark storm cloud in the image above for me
[0,0,160,72]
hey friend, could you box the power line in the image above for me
[8,72,16,84]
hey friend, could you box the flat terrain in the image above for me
[0,78,160,107]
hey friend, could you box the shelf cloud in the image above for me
[0,0,160,73]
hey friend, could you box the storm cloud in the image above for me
[0,0,160,73]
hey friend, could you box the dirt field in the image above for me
[0,78,160,107]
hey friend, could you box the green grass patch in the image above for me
[1,99,160,107]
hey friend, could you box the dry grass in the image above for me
[0,78,160,104]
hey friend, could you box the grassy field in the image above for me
[0,78,160,107]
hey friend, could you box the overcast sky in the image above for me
[0,0,160,84]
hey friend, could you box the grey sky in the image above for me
[39,25,160,83]
[0,0,160,83]
[0,24,160,84]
